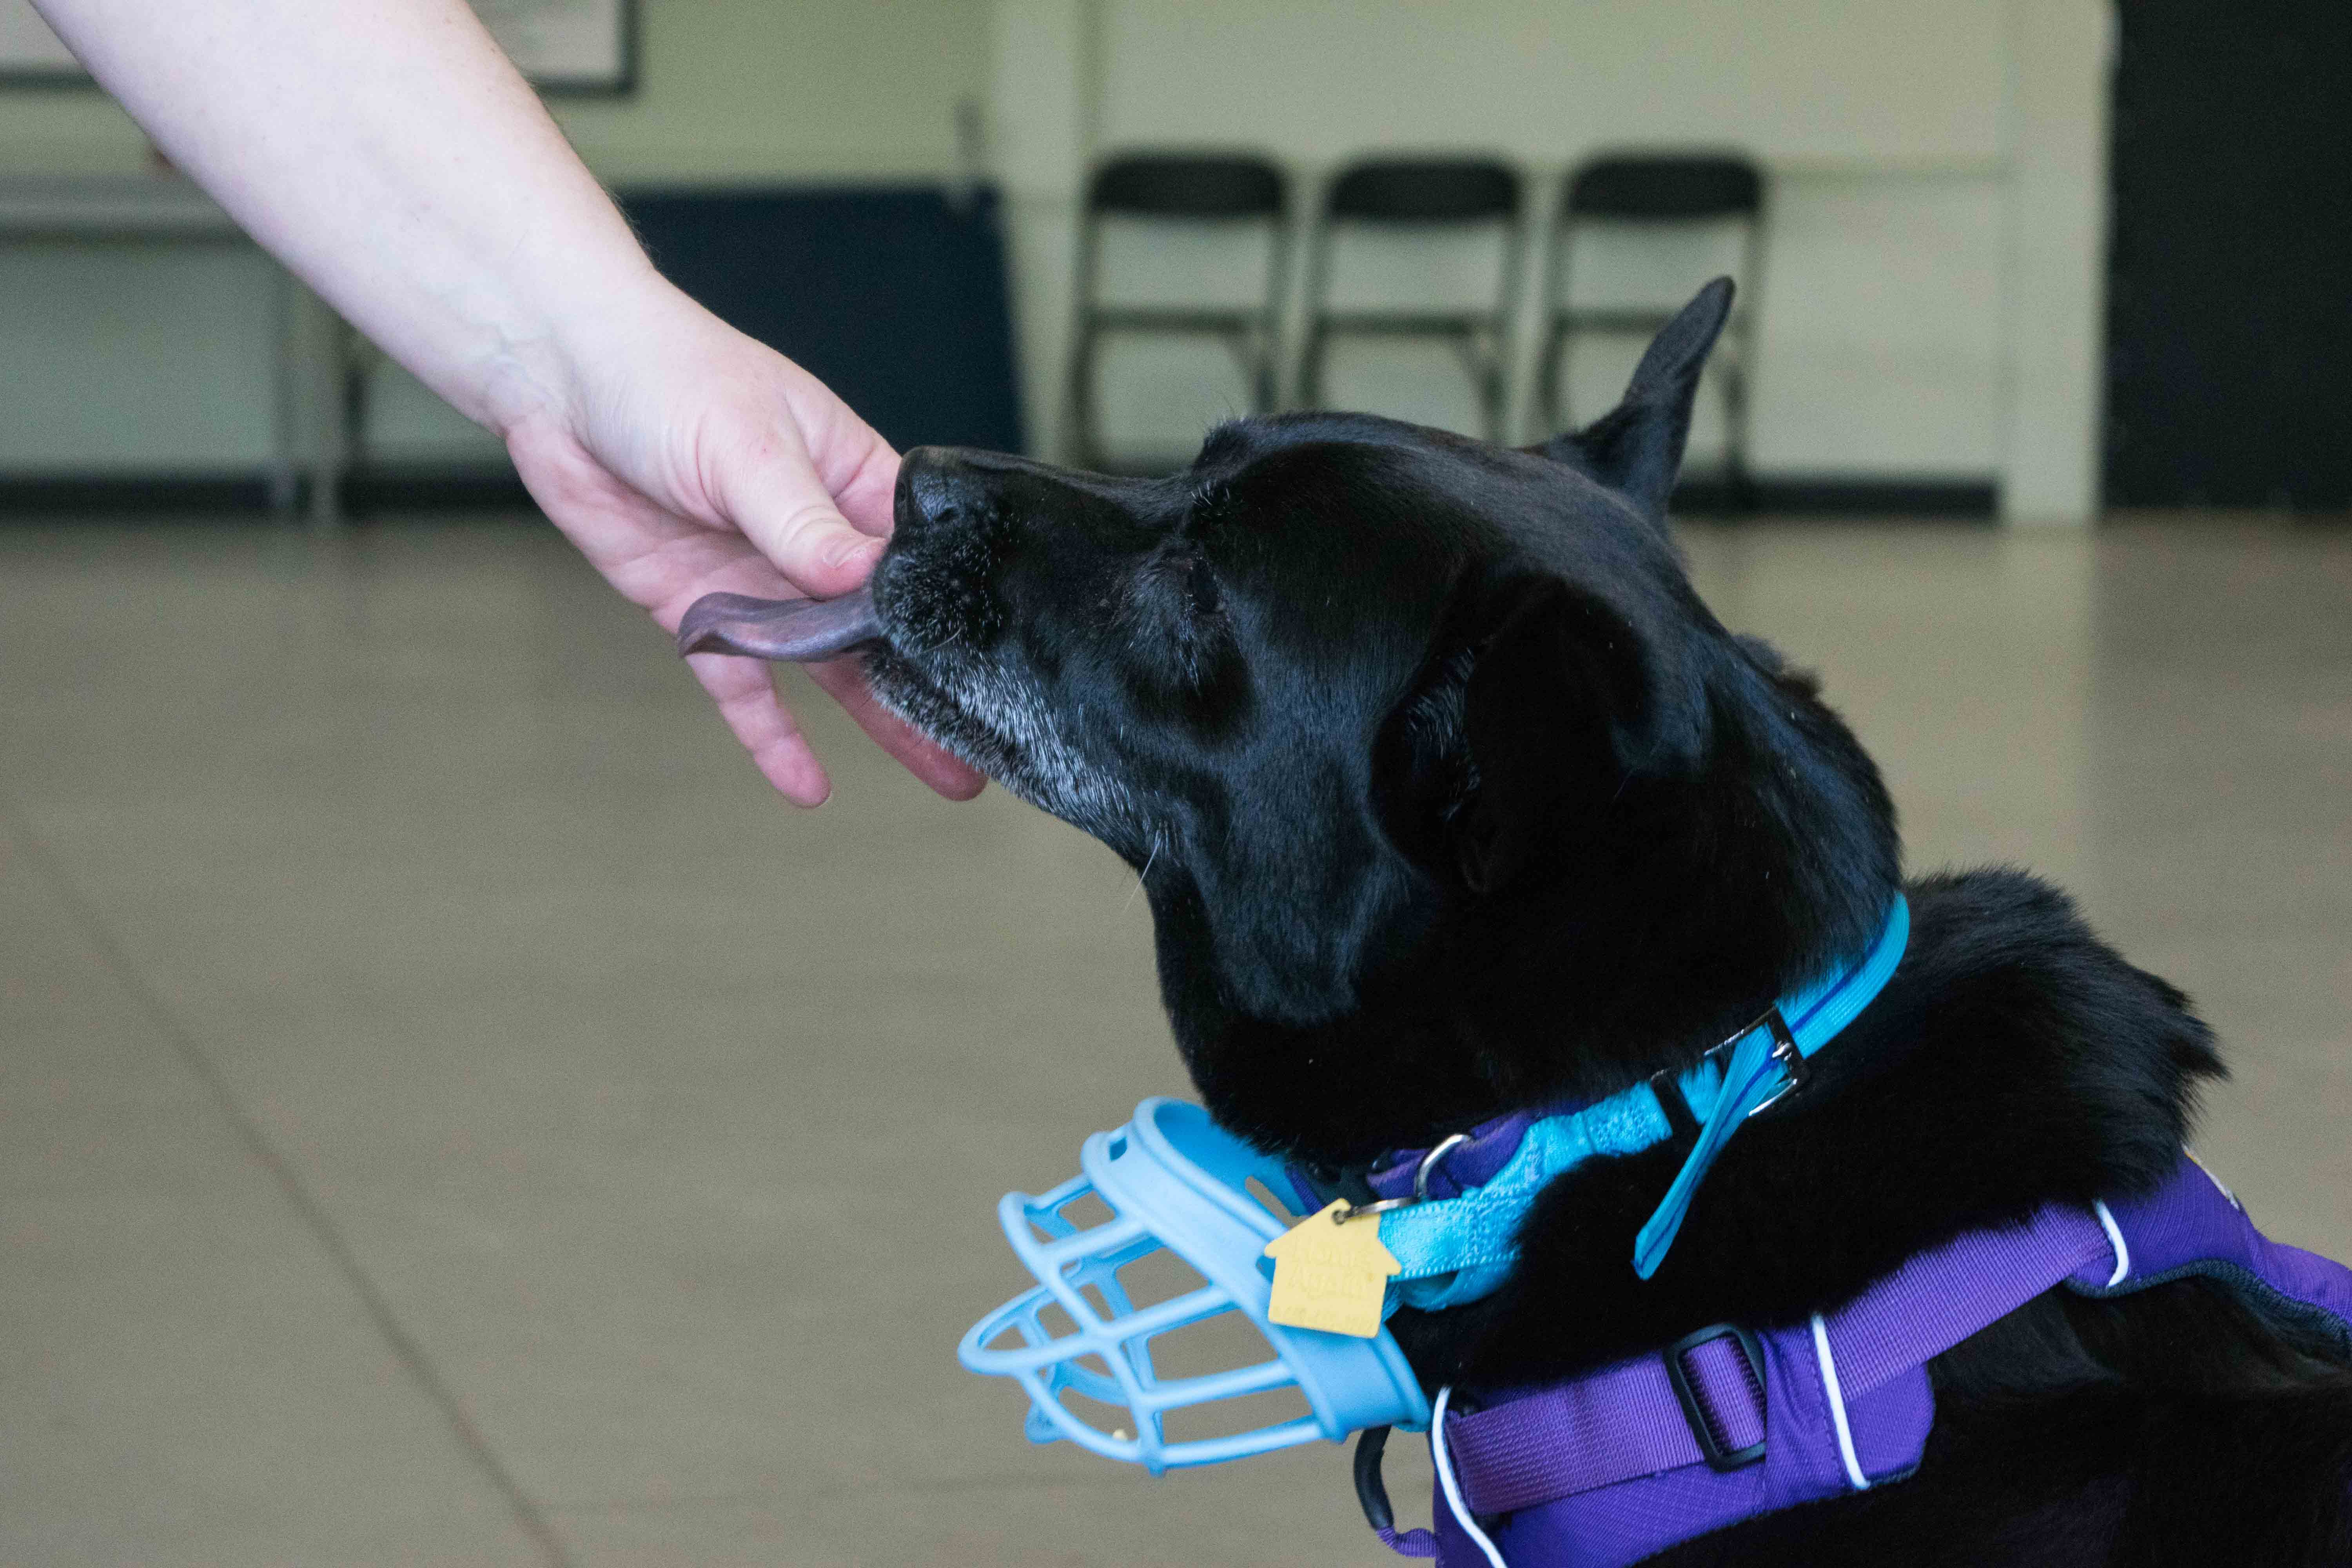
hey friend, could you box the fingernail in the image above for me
[826,534,885,570]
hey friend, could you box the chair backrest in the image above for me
[1326,157,1521,223]
[1088,154,1287,220]
[1565,154,1762,221]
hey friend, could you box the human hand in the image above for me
[501,287,986,808]
[40,0,969,806]
[33,0,977,806]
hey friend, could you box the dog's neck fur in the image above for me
[1151,649,2221,1396]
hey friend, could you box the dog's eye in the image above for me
[1185,551,1221,620]
[1115,544,1243,714]
[1126,544,1221,629]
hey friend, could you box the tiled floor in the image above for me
[1,516,2346,1566]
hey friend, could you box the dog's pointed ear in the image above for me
[1529,276,1734,524]
[1373,575,1651,897]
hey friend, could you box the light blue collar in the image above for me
[1376,896,1911,1313]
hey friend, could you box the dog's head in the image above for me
[712,281,1900,1160]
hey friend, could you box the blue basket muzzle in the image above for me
[958,1097,1431,1472]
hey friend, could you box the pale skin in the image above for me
[32,0,985,808]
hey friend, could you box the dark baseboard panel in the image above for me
[0,473,278,517]
[0,468,2000,521]
[0,466,537,519]
[1673,475,2000,518]
[1078,460,2002,519]
[340,466,535,512]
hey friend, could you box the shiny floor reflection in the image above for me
[0,516,2345,1565]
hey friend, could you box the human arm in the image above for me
[31,0,983,806]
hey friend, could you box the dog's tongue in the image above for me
[675,587,882,662]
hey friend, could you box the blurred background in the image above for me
[0,2,2345,1565]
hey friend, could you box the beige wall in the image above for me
[0,0,990,181]
[995,0,2111,523]
[0,0,993,471]
[1099,0,2005,163]
[554,0,990,185]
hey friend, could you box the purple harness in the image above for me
[1367,1156,2352,1567]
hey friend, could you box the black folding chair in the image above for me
[1068,153,1289,472]
[1298,157,1524,442]
[1537,153,1765,499]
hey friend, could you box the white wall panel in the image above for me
[0,243,276,470]
[1745,172,2005,474]
[1100,0,2005,165]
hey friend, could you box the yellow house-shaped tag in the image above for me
[1263,1200,1402,1339]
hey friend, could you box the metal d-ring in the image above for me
[1333,1132,1474,1224]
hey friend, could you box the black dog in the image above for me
[696,280,2352,1563]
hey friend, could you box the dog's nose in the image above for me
[899,445,1048,530]
[899,447,960,526]
[896,446,997,550]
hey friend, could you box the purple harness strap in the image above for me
[1410,1157,2352,1567]
[1366,1112,1543,1201]
[1289,1110,1542,1218]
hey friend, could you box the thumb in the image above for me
[711,424,889,600]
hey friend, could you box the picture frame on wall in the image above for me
[0,0,636,93]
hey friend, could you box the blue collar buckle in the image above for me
[1630,899,1909,1278]
[1336,895,1911,1309]
[1733,1005,1806,1117]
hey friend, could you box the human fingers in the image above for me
[701,405,890,601]
[686,648,833,806]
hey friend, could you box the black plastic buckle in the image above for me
[1646,1067,1702,1143]
[1352,1425,1399,1534]
[1352,1409,1483,1538]
[1661,1323,1767,1472]
[1299,1160,1379,1211]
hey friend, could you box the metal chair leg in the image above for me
[1067,320,1101,470]
[1721,314,1757,510]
